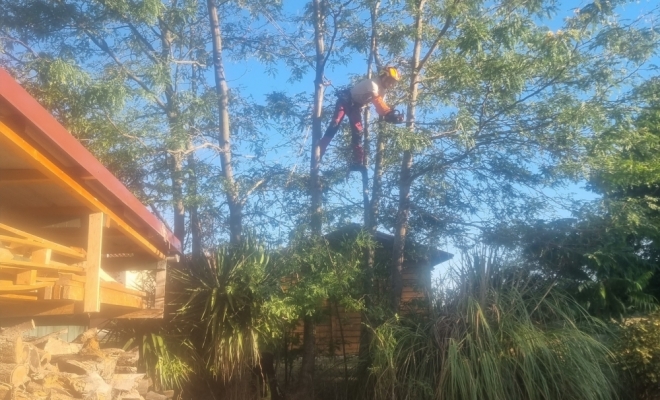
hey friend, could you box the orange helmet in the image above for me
[379,66,400,81]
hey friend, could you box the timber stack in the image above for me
[0,321,169,400]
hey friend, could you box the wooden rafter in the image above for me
[0,259,83,274]
[0,282,53,292]
[0,228,86,260]
[0,121,166,260]
[0,169,48,185]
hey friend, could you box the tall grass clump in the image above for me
[370,247,618,400]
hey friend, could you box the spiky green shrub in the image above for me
[173,238,278,382]
[104,322,194,391]
[370,249,618,400]
[613,314,660,399]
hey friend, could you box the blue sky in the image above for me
[213,0,660,272]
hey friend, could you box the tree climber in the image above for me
[319,66,404,170]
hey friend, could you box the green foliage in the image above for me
[273,231,370,321]
[136,331,193,390]
[172,238,277,381]
[370,248,618,400]
[613,314,660,400]
[487,216,659,317]
[104,321,194,391]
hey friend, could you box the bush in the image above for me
[614,314,660,399]
[370,248,618,400]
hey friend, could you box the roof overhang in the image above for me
[0,68,181,257]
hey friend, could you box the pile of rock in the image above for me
[0,321,171,400]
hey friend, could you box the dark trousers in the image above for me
[322,92,363,146]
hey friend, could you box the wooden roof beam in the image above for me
[0,223,86,260]
[0,169,48,185]
[0,121,166,260]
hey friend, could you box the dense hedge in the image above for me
[615,314,660,399]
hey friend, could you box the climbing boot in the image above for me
[349,144,365,171]
[319,136,332,158]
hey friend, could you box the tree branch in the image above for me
[417,0,459,71]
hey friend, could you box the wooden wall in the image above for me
[290,265,432,356]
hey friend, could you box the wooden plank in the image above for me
[61,281,144,309]
[0,282,52,292]
[101,281,145,297]
[154,268,166,311]
[0,230,86,260]
[0,260,83,274]
[0,248,13,261]
[84,213,103,313]
[14,270,37,286]
[30,249,53,264]
[102,257,166,271]
[0,294,38,301]
[62,285,84,301]
[35,277,59,282]
[0,169,48,184]
[57,273,85,287]
[0,122,167,260]
[58,273,145,297]
[52,284,62,300]
[0,301,81,318]
[100,287,143,309]
[37,285,53,300]
[110,309,163,319]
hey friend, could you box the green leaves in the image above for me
[172,238,275,380]
[613,314,660,399]
[371,260,617,400]
[273,232,369,320]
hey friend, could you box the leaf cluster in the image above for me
[613,314,660,400]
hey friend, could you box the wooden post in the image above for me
[154,266,166,311]
[84,213,104,313]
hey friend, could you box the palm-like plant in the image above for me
[370,246,618,400]
[172,238,276,382]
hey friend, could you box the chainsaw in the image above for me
[384,109,404,124]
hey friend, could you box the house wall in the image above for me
[289,265,433,356]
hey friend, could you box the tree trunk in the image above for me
[391,0,425,312]
[188,149,203,258]
[207,0,243,245]
[158,17,186,244]
[359,1,382,366]
[188,61,203,259]
[297,0,329,396]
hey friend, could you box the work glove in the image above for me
[384,109,404,124]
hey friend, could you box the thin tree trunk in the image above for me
[358,0,381,369]
[187,146,202,258]
[158,18,186,244]
[391,0,425,312]
[298,0,326,395]
[207,0,242,245]
[188,60,202,259]
[309,0,325,235]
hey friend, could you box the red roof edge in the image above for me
[0,68,182,255]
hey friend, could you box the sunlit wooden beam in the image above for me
[0,169,48,185]
[83,213,103,313]
[0,121,166,260]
